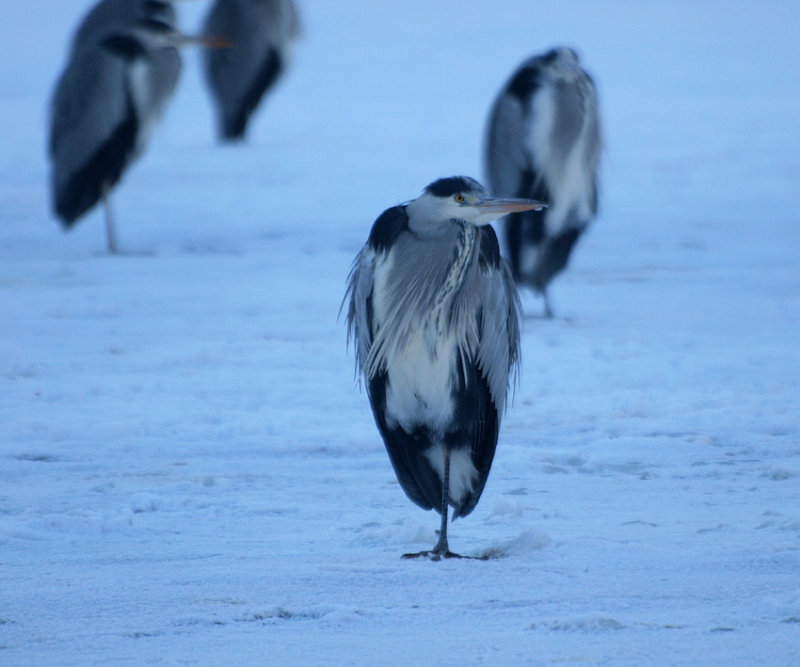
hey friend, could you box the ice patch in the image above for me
[240,606,330,622]
[478,528,553,559]
[531,616,626,632]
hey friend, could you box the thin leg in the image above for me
[403,447,465,560]
[542,289,553,319]
[430,447,452,558]
[102,187,119,255]
[521,287,554,321]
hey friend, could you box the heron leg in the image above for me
[402,447,463,560]
[542,289,553,318]
[430,447,454,559]
[101,185,119,255]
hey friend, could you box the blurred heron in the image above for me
[345,176,545,559]
[49,16,224,253]
[485,47,602,317]
[201,0,300,141]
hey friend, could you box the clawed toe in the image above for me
[401,549,486,561]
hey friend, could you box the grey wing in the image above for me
[484,90,530,198]
[204,1,276,104]
[203,0,241,95]
[476,259,521,414]
[344,246,377,378]
[49,46,130,181]
[71,0,137,54]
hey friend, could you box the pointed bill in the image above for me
[476,197,547,215]
[471,197,547,224]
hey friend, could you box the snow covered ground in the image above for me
[2,1,799,663]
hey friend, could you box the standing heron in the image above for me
[485,47,602,317]
[345,177,545,559]
[201,0,300,141]
[49,17,222,253]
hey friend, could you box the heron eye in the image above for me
[454,193,465,203]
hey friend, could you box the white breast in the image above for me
[525,82,596,237]
[543,140,595,236]
[383,323,457,434]
[127,59,157,155]
[527,84,557,176]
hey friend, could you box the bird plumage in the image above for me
[485,47,602,316]
[49,13,187,251]
[202,0,300,140]
[49,38,139,225]
[345,177,531,557]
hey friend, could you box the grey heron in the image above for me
[201,0,300,141]
[485,47,602,317]
[49,16,224,253]
[345,176,545,560]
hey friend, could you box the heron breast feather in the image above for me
[383,327,458,433]
[526,85,596,235]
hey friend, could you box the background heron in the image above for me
[485,47,602,317]
[345,176,544,560]
[49,15,222,253]
[201,0,300,141]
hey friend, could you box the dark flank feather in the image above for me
[222,48,282,139]
[53,94,138,226]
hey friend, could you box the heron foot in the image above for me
[401,549,489,561]
[402,549,459,560]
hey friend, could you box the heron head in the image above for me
[540,47,583,81]
[408,176,546,229]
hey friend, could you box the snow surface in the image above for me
[2,1,800,664]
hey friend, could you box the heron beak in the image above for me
[472,197,547,224]
[174,33,231,48]
[200,35,232,49]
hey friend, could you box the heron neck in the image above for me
[431,221,478,316]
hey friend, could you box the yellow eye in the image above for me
[454,193,465,203]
